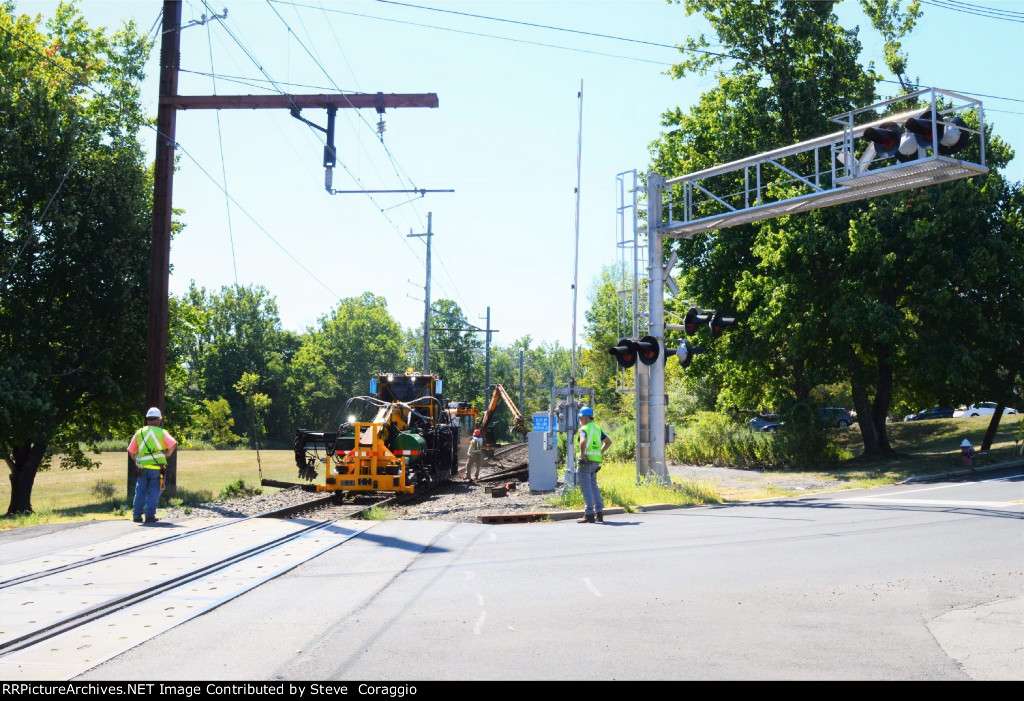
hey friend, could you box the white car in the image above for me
[953,402,1019,418]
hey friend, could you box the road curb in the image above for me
[900,459,1024,483]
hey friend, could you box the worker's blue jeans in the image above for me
[133,468,162,520]
[577,460,604,516]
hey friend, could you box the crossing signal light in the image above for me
[709,310,736,338]
[608,338,638,369]
[895,114,970,163]
[863,114,971,164]
[635,335,660,366]
[904,114,969,156]
[666,338,705,369]
[684,306,711,335]
[863,122,901,160]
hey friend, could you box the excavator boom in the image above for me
[479,384,529,444]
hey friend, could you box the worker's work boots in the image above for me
[577,514,595,524]
[595,512,604,523]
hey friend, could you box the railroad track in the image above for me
[0,490,406,665]
[0,463,552,678]
[0,475,460,670]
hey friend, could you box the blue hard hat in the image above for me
[578,406,594,417]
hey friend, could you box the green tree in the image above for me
[286,292,404,430]
[581,265,639,411]
[424,299,485,404]
[174,283,296,446]
[651,0,1021,457]
[0,2,152,514]
[195,397,242,447]
[234,372,271,450]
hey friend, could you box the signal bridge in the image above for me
[626,87,988,482]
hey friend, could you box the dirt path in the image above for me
[666,464,852,500]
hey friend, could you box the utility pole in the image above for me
[484,307,492,400]
[132,0,182,501]
[408,212,432,373]
[566,80,584,489]
[519,349,525,410]
[142,1,439,493]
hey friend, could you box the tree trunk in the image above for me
[869,346,895,455]
[849,347,897,457]
[851,380,883,455]
[6,441,47,515]
[981,407,1004,452]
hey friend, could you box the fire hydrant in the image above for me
[960,439,976,468]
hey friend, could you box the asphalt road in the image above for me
[6,467,1022,681]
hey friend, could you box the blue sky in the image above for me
[17,1,1024,349]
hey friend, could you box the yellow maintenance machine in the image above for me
[293,371,461,495]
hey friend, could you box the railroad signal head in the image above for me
[900,114,970,161]
[863,122,901,160]
[684,306,712,336]
[608,338,638,369]
[709,310,737,338]
[635,335,660,366]
[667,338,705,369]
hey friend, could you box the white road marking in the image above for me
[836,472,1022,507]
[582,577,602,597]
[839,497,1016,507]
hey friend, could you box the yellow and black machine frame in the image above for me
[293,371,461,496]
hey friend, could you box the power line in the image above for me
[920,0,1024,22]
[269,0,682,65]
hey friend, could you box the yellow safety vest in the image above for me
[134,426,169,469]
[581,423,604,462]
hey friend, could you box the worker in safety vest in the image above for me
[127,407,177,524]
[465,429,484,482]
[577,406,611,523]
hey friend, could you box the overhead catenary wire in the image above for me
[203,1,239,287]
[262,0,476,311]
[190,6,437,280]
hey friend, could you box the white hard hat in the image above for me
[146,407,162,419]
[960,439,971,448]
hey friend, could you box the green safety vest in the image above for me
[581,423,604,462]
[134,426,169,469]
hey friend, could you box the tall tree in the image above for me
[0,1,152,513]
[424,299,485,405]
[651,0,1020,456]
[175,283,295,446]
[581,265,638,412]
[286,292,404,430]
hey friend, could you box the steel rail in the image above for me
[0,520,338,655]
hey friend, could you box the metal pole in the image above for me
[519,349,525,411]
[566,79,584,489]
[647,172,668,484]
[407,212,433,374]
[484,306,491,401]
[424,213,432,374]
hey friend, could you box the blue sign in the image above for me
[532,414,557,432]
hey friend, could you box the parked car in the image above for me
[819,407,854,428]
[953,402,1019,418]
[748,413,782,432]
[903,406,956,422]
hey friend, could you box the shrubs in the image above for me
[668,411,785,469]
[666,409,851,470]
[218,478,262,500]
[90,479,117,500]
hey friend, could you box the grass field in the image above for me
[2,415,1022,531]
